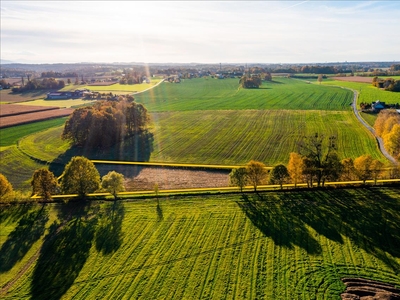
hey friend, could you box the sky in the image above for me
[1,1,399,64]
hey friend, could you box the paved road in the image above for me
[348,88,398,165]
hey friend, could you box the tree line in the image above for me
[374,110,400,161]
[12,78,65,93]
[229,134,399,191]
[0,157,125,202]
[41,71,78,78]
[62,98,150,149]
[372,77,400,92]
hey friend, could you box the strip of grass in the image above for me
[134,77,353,112]
[1,188,399,299]
[0,117,67,147]
[61,80,163,93]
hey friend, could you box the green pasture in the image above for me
[321,80,400,106]
[61,79,163,93]
[1,188,399,299]
[149,110,384,165]
[0,118,67,147]
[134,77,353,112]
[15,110,385,172]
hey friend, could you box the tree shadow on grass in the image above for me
[237,194,322,255]
[95,201,125,255]
[0,204,31,224]
[238,188,400,271]
[30,201,98,300]
[49,130,154,177]
[156,201,163,222]
[0,207,48,273]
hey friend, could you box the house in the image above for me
[46,92,72,100]
[371,100,385,112]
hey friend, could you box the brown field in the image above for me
[0,104,60,117]
[0,108,73,128]
[0,89,48,103]
[125,167,230,190]
[332,76,372,83]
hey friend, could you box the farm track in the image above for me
[349,88,398,165]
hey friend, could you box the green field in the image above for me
[15,109,384,170]
[134,77,353,112]
[321,80,400,106]
[61,79,163,94]
[1,188,399,299]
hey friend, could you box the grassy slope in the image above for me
[1,188,399,299]
[0,118,68,191]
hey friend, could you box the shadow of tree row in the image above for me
[237,188,400,270]
[28,201,125,300]
[49,130,154,178]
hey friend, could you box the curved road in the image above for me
[349,88,398,165]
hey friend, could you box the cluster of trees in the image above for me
[372,77,400,92]
[62,98,150,149]
[0,157,126,202]
[230,134,395,191]
[119,72,143,85]
[239,75,262,88]
[12,78,65,93]
[0,79,12,89]
[41,71,78,78]
[374,110,400,161]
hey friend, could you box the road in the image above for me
[348,88,399,165]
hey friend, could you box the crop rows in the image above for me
[2,188,399,299]
[134,77,353,112]
[149,110,384,165]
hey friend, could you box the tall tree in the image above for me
[60,156,100,199]
[101,171,125,200]
[370,160,384,185]
[341,158,356,181]
[0,173,13,201]
[246,160,267,192]
[287,152,304,187]
[229,167,247,192]
[298,133,341,187]
[353,155,374,184]
[269,164,289,189]
[31,168,59,201]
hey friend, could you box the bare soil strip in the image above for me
[122,167,230,191]
[333,76,372,83]
[341,277,400,299]
[0,104,60,117]
[0,108,73,128]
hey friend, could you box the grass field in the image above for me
[321,79,400,106]
[61,79,163,94]
[134,77,353,112]
[149,110,384,165]
[1,188,399,299]
[15,110,385,169]
[0,90,48,104]
[0,118,68,191]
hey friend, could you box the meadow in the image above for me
[134,77,353,112]
[61,79,163,94]
[1,188,399,299]
[321,79,400,105]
